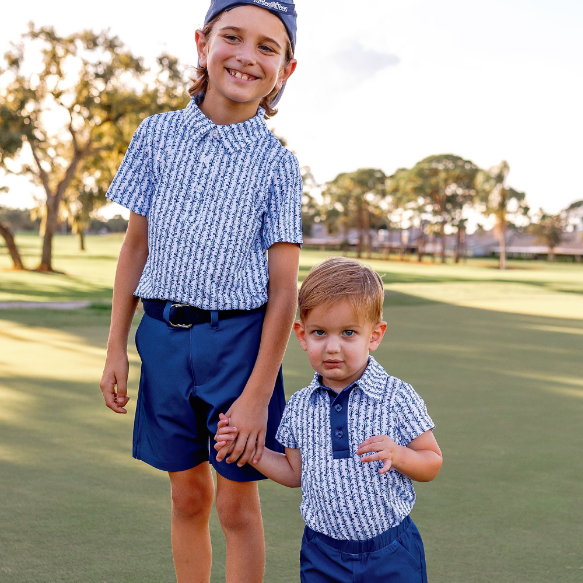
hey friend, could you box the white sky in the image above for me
[1,0,582,216]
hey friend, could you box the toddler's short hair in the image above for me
[298,257,385,324]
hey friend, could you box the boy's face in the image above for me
[294,300,387,392]
[197,6,296,109]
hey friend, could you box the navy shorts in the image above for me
[133,302,286,481]
[300,516,427,583]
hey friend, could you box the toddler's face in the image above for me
[198,5,296,108]
[294,300,387,392]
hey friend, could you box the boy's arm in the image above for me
[357,430,442,482]
[215,416,302,488]
[224,243,300,466]
[100,212,149,413]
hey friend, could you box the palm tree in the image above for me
[475,161,528,270]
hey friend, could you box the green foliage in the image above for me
[0,24,189,269]
[530,212,564,260]
[323,168,388,256]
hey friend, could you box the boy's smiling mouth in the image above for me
[227,68,258,81]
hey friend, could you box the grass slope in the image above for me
[1,236,583,582]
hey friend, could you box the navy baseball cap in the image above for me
[203,0,297,106]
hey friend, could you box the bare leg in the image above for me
[169,463,215,583]
[216,474,265,583]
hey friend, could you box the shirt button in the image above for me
[334,404,342,412]
[334,430,343,439]
[211,130,219,139]
[194,185,203,193]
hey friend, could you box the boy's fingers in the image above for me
[356,444,380,455]
[252,432,266,464]
[237,432,259,467]
[227,434,248,464]
[379,460,393,474]
[360,453,384,463]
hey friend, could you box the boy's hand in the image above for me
[224,393,268,467]
[214,413,239,462]
[100,351,131,414]
[357,435,402,474]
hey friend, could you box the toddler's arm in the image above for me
[215,415,302,488]
[357,430,442,482]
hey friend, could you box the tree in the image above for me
[0,195,25,270]
[530,211,563,262]
[0,25,188,272]
[324,169,387,258]
[475,161,528,270]
[388,155,479,263]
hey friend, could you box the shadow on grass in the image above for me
[1,295,583,582]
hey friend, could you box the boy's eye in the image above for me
[259,44,275,53]
[224,35,239,42]
[313,330,326,337]
[343,330,355,337]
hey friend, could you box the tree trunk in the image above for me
[0,220,25,270]
[454,228,461,263]
[37,196,59,272]
[499,222,506,270]
[78,229,86,251]
[440,220,446,264]
[417,226,425,263]
[364,207,371,259]
[548,248,555,262]
[356,202,363,258]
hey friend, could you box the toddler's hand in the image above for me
[357,435,402,474]
[214,413,239,462]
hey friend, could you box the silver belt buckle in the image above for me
[169,303,194,329]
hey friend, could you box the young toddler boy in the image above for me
[215,257,442,582]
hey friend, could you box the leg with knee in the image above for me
[216,475,265,583]
[169,463,215,583]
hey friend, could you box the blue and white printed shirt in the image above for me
[276,356,435,541]
[106,99,303,310]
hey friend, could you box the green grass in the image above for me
[1,236,583,582]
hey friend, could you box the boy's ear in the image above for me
[195,29,209,68]
[293,320,308,351]
[276,59,297,91]
[368,321,387,352]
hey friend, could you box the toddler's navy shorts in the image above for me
[300,516,427,583]
[133,301,286,481]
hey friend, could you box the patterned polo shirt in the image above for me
[276,356,435,541]
[106,98,303,310]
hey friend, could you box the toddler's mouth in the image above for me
[227,68,258,81]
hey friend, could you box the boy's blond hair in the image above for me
[298,257,385,323]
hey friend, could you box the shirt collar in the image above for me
[306,356,388,402]
[182,98,270,154]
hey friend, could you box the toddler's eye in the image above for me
[313,330,326,337]
[343,330,355,337]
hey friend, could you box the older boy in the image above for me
[216,257,442,582]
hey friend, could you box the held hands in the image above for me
[222,394,268,466]
[100,350,131,414]
[215,414,239,461]
[357,435,402,474]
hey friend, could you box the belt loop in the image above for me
[163,301,172,325]
[210,310,219,330]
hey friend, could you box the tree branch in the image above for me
[28,140,53,198]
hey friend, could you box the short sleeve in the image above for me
[106,119,155,216]
[261,152,303,250]
[276,393,302,449]
[394,383,435,446]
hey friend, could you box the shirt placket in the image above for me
[325,384,356,460]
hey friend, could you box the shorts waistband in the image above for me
[142,299,264,328]
[305,516,412,554]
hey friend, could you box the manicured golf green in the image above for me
[1,235,583,582]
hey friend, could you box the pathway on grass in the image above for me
[0,301,92,310]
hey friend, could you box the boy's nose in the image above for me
[236,48,256,67]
